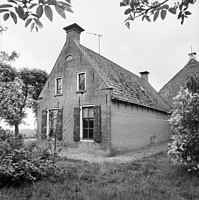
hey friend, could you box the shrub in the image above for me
[168,88,199,172]
[0,126,64,187]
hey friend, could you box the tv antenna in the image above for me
[86,32,102,54]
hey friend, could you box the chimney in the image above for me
[139,71,150,82]
[188,52,197,60]
[63,23,84,43]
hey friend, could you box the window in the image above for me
[82,107,94,140]
[77,72,86,92]
[41,108,63,140]
[49,109,58,138]
[55,77,62,95]
[73,105,101,142]
[65,55,73,62]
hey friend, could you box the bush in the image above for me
[0,126,64,187]
[168,88,199,172]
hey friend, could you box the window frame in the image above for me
[55,77,63,95]
[65,55,73,62]
[80,105,94,142]
[77,72,86,93]
[46,108,58,139]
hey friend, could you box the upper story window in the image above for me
[77,72,86,92]
[55,77,62,95]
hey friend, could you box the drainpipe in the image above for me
[106,88,113,155]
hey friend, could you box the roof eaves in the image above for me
[112,95,171,113]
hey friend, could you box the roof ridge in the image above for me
[185,57,199,67]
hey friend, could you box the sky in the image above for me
[0,0,199,129]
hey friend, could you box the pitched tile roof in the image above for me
[78,43,171,113]
[159,58,199,106]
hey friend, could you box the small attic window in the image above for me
[65,55,73,62]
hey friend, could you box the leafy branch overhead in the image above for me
[120,0,197,28]
[0,0,73,32]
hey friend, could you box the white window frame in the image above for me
[55,77,62,95]
[46,108,58,139]
[65,55,73,62]
[77,72,86,92]
[80,105,94,142]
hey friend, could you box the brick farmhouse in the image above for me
[37,23,172,155]
[159,52,199,106]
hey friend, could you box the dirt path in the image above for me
[60,142,168,164]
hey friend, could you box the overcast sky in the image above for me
[1,0,199,128]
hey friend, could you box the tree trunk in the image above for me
[14,124,19,137]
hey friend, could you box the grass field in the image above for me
[0,151,199,200]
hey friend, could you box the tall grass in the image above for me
[0,151,199,200]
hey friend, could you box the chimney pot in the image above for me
[63,23,84,43]
[139,71,150,82]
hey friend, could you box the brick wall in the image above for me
[37,39,111,154]
[110,100,172,153]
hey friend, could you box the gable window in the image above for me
[82,107,94,140]
[55,77,62,95]
[65,55,73,62]
[77,72,86,92]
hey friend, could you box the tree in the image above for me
[186,75,199,94]
[0,74,26,136]
[0,25,8,34]
[168,76,199,172]
[0,63,48,136]
[120,0,197,28]
[18,68,48,116]
[0,0,73,32]
[0,61,17,82]
[0,51,19,63]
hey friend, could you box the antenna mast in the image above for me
[86,32,102,54]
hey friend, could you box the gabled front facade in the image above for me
[37,23,172,155]
[159,53,199,106]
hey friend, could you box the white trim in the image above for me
[80,105,94,141]
[77,72,86,92]
[46,108,58,138]
[65,55,73,62]
[55,77,62,95]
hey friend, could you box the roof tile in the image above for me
[79,44,171,112]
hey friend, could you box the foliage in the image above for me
[0,62,17,82]
[18,68,48,116]
[186,74,199,94]
[0,64,48,136]
[0,0,73,32]
[0,25,8,34]
[0,126,63,187]
[168,87,199,172]
[120,0,197,28]
[0,75,26,136]
[0,51,19,63]
[1,151,199,199]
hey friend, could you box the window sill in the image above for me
[54,94,63,97]
[80,139,94,143]
[76,90,87,94]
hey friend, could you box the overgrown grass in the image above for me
[0,151,199,200]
